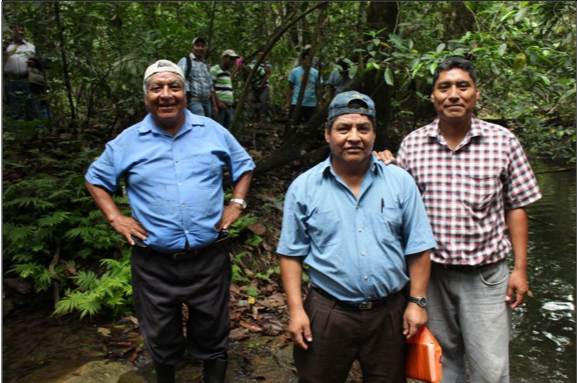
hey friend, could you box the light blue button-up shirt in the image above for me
[85,110,255,253]
[277,154,436,304]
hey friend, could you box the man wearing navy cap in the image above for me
[85,60,255,383]
[277,91,436,382]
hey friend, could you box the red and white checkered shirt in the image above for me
[397,117,542,266]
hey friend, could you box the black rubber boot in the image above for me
[153,361,175,383]
[203,355,228,383]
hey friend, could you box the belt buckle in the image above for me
[359,302,373,310]
[172,251,188,261]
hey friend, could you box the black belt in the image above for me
[313,287,398,311]
[149,233,231,261]
[5,73,27,79]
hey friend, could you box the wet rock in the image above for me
[61,360,133,383]
[5,278,32,294]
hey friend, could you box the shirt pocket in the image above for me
[307,209,340,248]
[372,207,402,244]
[191,155,222,190]
[461,172,501,211]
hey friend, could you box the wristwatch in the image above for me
[408,296,428,308]
[230,198,247,209]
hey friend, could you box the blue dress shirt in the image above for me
[85,110,255,253]
[277,154,436,304]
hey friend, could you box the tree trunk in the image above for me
[362,1,398,151]
[443,2,476,41]
[53,2,76,130]
[288,3,327,135]
[205,2,217,61]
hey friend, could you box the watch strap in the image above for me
[230,198,247,209]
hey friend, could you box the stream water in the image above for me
[2,163,575,382]
[508,163,576,382]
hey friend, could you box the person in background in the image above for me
[285,51,323,125]
[246,46,271,122]
[210,49,241,129]
[326,58,352,102]
[3,24,41,120]
[177,36,219,118]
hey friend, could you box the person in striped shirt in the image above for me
[378,56,541,382]
[210,49,241,130]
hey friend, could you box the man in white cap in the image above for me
[85,59,255,383]
[210,49,241,129]
[177,37,219,118]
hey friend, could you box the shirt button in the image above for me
[356,205,360,209]
[358,228,362,232]
[178,182,183,186]
[175,159,179,163]
[361,251,366,256]
[185,230,189,234]
[181,204,186,208]
[364,276,369,280]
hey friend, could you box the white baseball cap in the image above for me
[222,49,239,58]
[143,60,185,84]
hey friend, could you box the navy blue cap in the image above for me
[327,91,376,120]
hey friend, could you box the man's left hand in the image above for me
[212,104,219,117]
[403,303,427,339]
[215,203,243,231]
[506,268,529,309]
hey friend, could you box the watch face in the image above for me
[411,296,427,307]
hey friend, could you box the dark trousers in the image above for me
[294,288,407,383]
[287,104,315,126]
[246,86,269,119]
[4,77,41,120]
[131,244,231,365]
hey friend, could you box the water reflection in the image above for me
[509,163,575,382]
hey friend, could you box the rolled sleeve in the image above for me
[504,136,542,209]
[85,143,121,193]
[222,130,256,181]
[276,183,310,257]
[400,174,436,255]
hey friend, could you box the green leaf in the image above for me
[436,43,446,53]
[498,44,507,56]
[513,53,527,74]
[384,68,394,86]
[514,7,528,23]
[490,62,500,75]
[388,34,405,49]
[539,75,550,86]
[429,62,438,75]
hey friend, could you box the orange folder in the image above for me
[405,326,443,383]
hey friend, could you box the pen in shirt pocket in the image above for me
[381,198,384,213]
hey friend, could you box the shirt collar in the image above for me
[137,109,205,135]
[191,52,205,62]
[425,115,483,138]
[10,39,30,47]
[318,153,380,176]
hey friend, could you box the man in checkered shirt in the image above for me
[379,57,541,382]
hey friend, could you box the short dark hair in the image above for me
[336,58,349,71]
[433,57,477,87]
[300,51,309,61]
